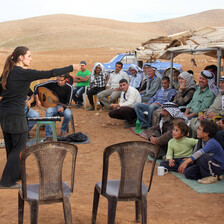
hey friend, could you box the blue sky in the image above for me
[0,0,223,23]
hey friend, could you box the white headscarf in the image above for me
[90,62,107,82]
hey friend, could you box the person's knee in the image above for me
[46,108,54,116]
[63,109,72,119]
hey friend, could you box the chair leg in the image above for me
[135,200,141,223]
[18,193,24,224]
[107,198,117,224]
[29,201,39,224]
[71,114,75,134]
[92,187,100,224]
[141,196,147,224]
[62,195,72,224]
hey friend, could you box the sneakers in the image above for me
[87,106,94,111]
[61,132,67,138]
[198,176,218,184]
[123,122,136,129]
[0,183,21,189]
[45,137,53,142]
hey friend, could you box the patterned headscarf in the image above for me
[178,72,196,89]
[201,70,219,96]
[162,102,189,124]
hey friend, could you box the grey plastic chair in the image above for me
[91,141,159,224]
[18,142,78,224]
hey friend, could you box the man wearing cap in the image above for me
[184,70,218,120]
[190,76,224,138]
[73,61,91,108]
[140,65,161,102]
[147,102,189,158]
[97,61,130,110]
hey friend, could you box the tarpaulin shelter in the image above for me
[135,27,224,84]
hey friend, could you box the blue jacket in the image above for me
[148,87,177,105]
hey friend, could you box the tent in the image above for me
[135,27,224,83]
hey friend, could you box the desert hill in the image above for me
[0,9,224,51]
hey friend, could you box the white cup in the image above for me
[157,166,168,176]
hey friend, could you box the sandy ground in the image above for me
[0,48,223,223]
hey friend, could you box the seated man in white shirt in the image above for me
[97,61,130,110]
[109,79,141,128]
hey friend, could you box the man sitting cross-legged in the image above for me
[134,76,176,129]
[179,119,224,184]
[34,73,73,141]
[109,79,141,128]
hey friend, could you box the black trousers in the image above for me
[87,87,105,106]
[109,106,137,123]
[0,131,27,186]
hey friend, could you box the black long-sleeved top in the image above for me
[34,80,73,106]
[0,65,73,133]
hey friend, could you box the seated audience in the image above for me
[97,61,129,110]
[179,119,224,184]
[147,102,188,158]
[190,76,224,137]
[138,63,150,92]
[153,71,196,126]
[160,119,198,171]
[173,71,196,106]
[134,76,176,128]
[73,61,91,108]
[109,79,141,128]
[184,70,217,120]
[87,62,107,110]
[128,64,143,89]
[172,69,181,91]
[66,73,74,85]
[140,65,161,102]
[215,118,224,150]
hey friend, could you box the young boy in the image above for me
[178,119,224,184]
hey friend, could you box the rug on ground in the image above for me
[148,156,224,194]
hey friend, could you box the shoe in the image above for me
[123,122,136,129]
[87,106,94,111]
[61,132,67,138]
[198,176,218,184]
[218,175,224,180]
[45,137,53,142]
[75,104,82,108]
[0,183,21,189]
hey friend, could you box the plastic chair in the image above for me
[83,86,88,109]
[91,141,159,224]
[18,142,78,224]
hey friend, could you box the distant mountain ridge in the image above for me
[0,9,223,51]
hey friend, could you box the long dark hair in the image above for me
[0,46,29,90]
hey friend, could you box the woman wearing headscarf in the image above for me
[173,71,197,106]
[87,62,108,110]
[0,46,78,188]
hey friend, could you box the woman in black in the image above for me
[0,46,77,188]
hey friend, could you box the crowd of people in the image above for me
[0,46,224,188]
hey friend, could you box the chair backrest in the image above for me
[101,141,159,199]
[20,142,78,203]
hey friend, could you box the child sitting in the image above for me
[178,119,224,184]
[160,119,198,171]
